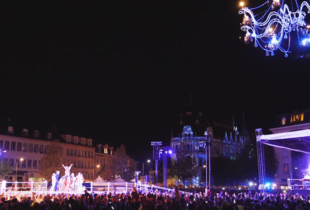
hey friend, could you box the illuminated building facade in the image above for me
[0,118,113,182]
[170,96,250,186]
[270,110,310,187]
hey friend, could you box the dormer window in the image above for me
[104,148,108,154]
[110,149,113,155]
[195,119,199,124]
[34,130,39,138]
[81,138,85,145]
[282,117,286,125]
[290,113,304,123]
[74,136,79,144]
[186,112,192,116]
[22,129,28,137]
[8,126,13,134]
[67,135,71,143]
[87,139,92,146]
[47,132,52,140]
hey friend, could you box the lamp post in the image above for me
[93,164,100,179]
[142,159,151,177]
[16,158,24,182]
[204,130,211,194]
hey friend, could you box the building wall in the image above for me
[0,132,114,182]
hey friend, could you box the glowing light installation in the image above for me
[239,0,310,57]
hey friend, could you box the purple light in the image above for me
[168,150,172,154]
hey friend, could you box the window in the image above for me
[11,142,16,151]
[74,136,79,144]
[22,160,26,168]
[47,132,52,140]
[87,139,92,146]
[88,162,90,168]
[22,129,28,136]
[82,151,84,157]
[67,135,71,143]
[290,113,305,123]
[0,140,3,149]
[34,144,39,153]
[282,117,286,125]
[9,159,14,167]
[16,159,20,168]
[67,149,70,155]
[33,160,37,168]
[284,163,289,172]
[75,150,77,156]
[104,148,108,154]
[81,138,85,145]
[17,142,22,151]
[8,126,13,134]
[39,145,44,153]
[4,141,9,150]
[27,160,32,168]
[78,150,80,157]
[88,151,90,157]
[74,161,77,167]
[23,143,28,152]
[29,144,33,152]
[85,151,87,157]
[186,112,192,116]
[34,130,39,138]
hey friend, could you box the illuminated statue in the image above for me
[62,164,73,177]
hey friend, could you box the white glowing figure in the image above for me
[239,0,310,57]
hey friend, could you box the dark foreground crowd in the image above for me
[1,187,310,210]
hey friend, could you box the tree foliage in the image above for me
[0,159,12,180]
[170,155,199,185]
[39,140,64,181]
[99,144,137,182]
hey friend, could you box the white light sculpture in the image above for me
[239,0,310,57]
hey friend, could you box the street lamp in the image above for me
[16,158,24,182]
[93,164,100,179]
[142,159,151,177]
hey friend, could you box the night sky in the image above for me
[1,1,310,164]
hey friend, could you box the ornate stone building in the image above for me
[170,95,250,185]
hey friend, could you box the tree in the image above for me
[0,158,12,180]
[170,155,199,186]
[100,144,137,182]
[39,140,64,180]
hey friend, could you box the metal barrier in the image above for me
[0,181,191,195]
[287,178,310,190]
[0,181,48,193]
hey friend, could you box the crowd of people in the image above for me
[0,187,310,210]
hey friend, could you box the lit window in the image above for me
[282,117,286,125]
[290,113,304,122]
[284,163,288,172]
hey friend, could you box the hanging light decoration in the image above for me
[239,0,310,57]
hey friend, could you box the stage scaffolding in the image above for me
[255,128,310,191]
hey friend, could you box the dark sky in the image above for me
[0,1,309,163]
